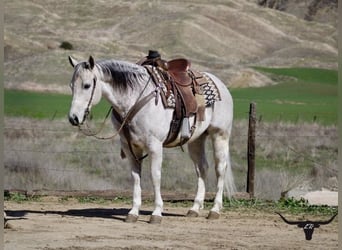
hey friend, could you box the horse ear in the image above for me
[89,56,95,70]
[68,56,78,68]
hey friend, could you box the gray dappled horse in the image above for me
[68,56,235,223]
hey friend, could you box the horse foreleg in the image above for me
[187,134,208,217]
[126,161,142,223]
[149,143,164,224]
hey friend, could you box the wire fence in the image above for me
[4,117,338,199]
[4,121,338,168]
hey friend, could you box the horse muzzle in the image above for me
[69,109,89,126]
[68,113,80,126]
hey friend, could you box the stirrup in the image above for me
[181,117,191,140]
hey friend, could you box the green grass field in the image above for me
[4,67,337,125]
[230,67,337,124]
[4,90,111,120]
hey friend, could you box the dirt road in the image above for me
[4,198,338,250]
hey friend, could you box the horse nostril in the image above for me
[69,114,79,126]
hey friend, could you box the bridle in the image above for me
[83,76,97,120]
[72,73,111,138]
[77,74,159,164]
[77,75,159,143]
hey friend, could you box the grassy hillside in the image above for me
[4,0,337,93]
[253,67,337,85]
[3,1,337,200]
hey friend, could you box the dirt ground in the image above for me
[4,198,338,250]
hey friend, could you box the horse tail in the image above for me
[224,144,236,198]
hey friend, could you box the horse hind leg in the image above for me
[208,130,235,220]
[147,140,164,224]
[187,133,209,217]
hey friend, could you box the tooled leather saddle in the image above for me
[137,51,217,146]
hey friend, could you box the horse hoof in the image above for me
[149,215,162,224]
[125,214,138,223]
[186,210,199,217]
[4,222,14,229]
[207,211,220,220]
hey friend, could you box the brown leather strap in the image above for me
[112,86,158,164]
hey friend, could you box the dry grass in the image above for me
[4,117,337,200]
[231,120,338,199]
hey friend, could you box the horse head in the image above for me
[68,55,102,126]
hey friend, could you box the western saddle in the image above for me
[137,50,207,146]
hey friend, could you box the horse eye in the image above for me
[83,83,91,90]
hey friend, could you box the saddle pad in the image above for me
[200,73,221,106]
[148,65,221,109]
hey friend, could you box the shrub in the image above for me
[60,41,73,50]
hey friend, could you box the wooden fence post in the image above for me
[246,102,256,198]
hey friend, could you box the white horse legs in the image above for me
[126,159,142,223]
[149,145,164,223]
[125,131,232,222]
[209,132,230,219]
[187,131,231,219]
[125,142,164,224]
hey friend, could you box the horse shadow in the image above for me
[5,207,185,223]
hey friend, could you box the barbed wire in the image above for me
[4,126,335,138]
[4,147,188,155]
[4,148,115,154]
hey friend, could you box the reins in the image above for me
[77,106,115,139]
[78,76,157,142]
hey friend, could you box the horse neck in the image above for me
[95,64,152,114]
